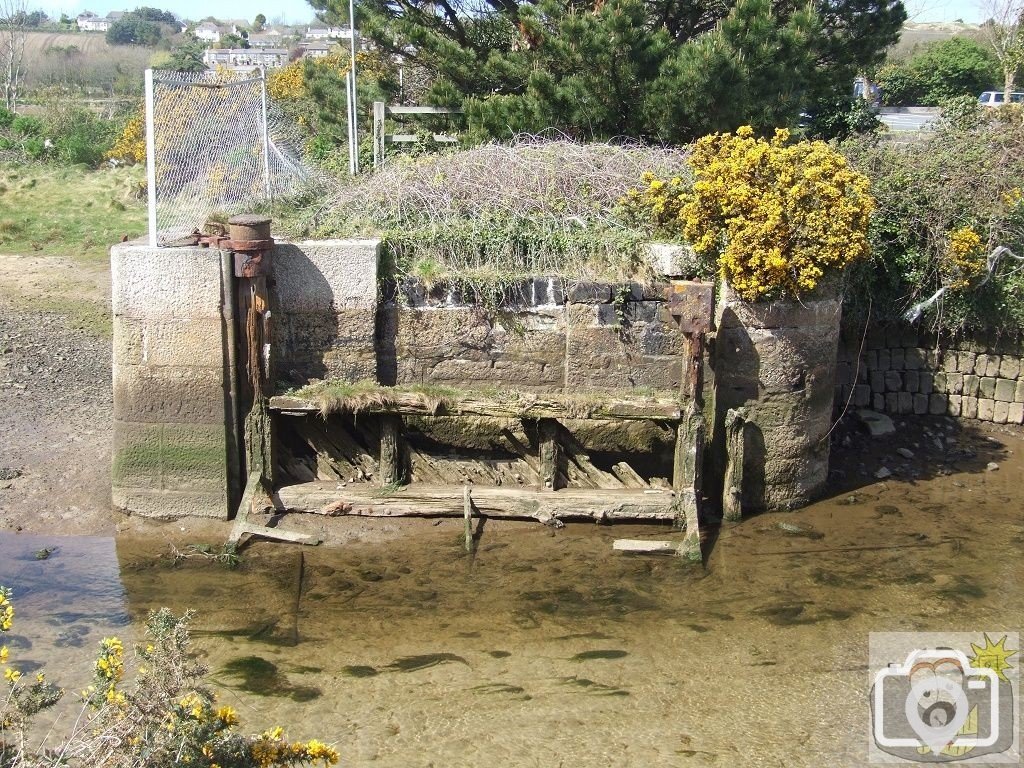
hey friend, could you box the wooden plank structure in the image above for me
[266,279,713,561]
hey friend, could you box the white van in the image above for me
[978,91,1024,106]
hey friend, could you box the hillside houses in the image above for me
[202,47,291,70]
[76,10,123,32]
[193,21,222,42]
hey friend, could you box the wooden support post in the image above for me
[722,408,747,523]
[463,486,473,553]
[672,330,707,562]
[537,418,562,491]
[379,414,404,486]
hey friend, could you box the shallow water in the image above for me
[2,434,1023,767]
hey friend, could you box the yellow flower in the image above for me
[216,705,239,727]
[4,667,21,683]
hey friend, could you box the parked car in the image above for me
[978,91,1024,107]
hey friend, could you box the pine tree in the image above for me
[309,0,905,141]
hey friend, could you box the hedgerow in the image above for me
[839,105,1024,335]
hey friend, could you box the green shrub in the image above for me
[0,108,13,129]
[11,115,43,137]
[840,110,1024,334]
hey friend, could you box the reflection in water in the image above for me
[2,445,1023,767]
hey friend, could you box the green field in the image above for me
[0,163,147,263]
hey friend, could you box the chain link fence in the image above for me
[144,68,314,246]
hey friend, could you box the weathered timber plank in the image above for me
[611,461,647,489]
[275,483,675,521]
[722,407,747,523]
[379,415,404,486]
[538,419,562,491]
[270,393,683,422]
[613,539,682,555]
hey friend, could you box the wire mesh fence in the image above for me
[145,68,315,246]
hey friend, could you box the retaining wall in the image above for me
[837,326,1024,425]
[377,278,690,393]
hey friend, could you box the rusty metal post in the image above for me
[666,281,714,560]
[227,214,275,485]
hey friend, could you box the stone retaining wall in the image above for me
[836,326,1024,425]
[377,277,695,394]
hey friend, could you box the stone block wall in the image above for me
[272,239,381,383]
[111,243,232,519]
[836,326,1024,425]
[377,277,697,394]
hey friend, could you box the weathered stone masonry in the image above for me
[111,244,231,518]
[111,236,848,524]
[837,326,1024,425]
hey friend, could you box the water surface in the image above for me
[2,431,1022,767]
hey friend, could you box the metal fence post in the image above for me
[144,68,158,247]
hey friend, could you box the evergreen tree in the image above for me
[310,0,905,141]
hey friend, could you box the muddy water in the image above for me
[3,433,1023,767]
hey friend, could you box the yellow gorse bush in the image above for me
[107,110,146,165]
[683,126,874,301]
[2,592,340,768]
[943,226,988,290]
[622,126,875,301]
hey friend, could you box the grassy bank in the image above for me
[0,162,146,263]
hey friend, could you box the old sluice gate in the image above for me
[111,221,840,558]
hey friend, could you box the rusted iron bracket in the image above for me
[171,216,275,280]
[665,281,713,335]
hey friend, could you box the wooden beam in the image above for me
[537,418,561,491]
[722,408,747,523]
[386,133,459,143]
[378,414,404,486]
[613,539,684,555]
[275,482,675,522]
[386,105,463,114]
[270,392,683,422]
[229,471,321,548]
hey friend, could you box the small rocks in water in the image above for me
[896,447,915,459]
[856,409,895,437]
[875,467,893,480]
[986,462,999,472]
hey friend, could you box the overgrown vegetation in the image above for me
[290,380,677,418]
[840,105,1024,334]
[876,37,1002,106]
[624,126,874,301]
[1,587,340,767]
[279,137,692,289]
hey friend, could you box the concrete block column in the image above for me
[111,243,232,518]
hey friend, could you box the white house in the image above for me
[304,25,352,40]
[193,21,222,43]
[202,47,289,70]
[77,10,124,32]
[301,41,334,59]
